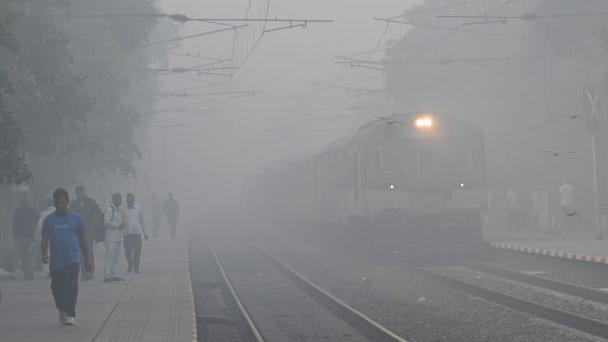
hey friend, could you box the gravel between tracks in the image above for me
[267,239,605,342]
[433,266,608,323]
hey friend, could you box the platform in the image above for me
[485,229,608,264]
[0,239,196,342]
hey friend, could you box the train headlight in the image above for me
[457,181,469,189]
[414,115,434,129]
[388,184,397,191]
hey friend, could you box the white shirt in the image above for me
[34,206,55,240]
[559,184,575,207]
[104,204,124,241]
[122,205,144,236]
[505,189,520,209]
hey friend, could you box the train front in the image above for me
[364,113,487,256]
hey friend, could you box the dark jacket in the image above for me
[12,205,40,238]
[71,197,103,237]
[163,198,180,219]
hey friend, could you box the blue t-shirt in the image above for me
[42,210,84,269]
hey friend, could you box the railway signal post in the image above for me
[584,85,603,239]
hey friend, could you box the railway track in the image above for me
[189,237,261,341]
[250,243,407,342]
[409,264,608,340]
[467,263,608,304]
[189,236,407,342]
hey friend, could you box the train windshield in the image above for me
[379,140,418,173]
[431,139,472,171]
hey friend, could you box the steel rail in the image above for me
[411,267,608,339]
[467,264,608,304]
[251,244,408,342]
[205,244,266,342]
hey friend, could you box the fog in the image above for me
[148,0,422,226]
[3,0,608,240]
[5,1,608,341]
[141,0,608,238]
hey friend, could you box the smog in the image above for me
[2,1,608,341]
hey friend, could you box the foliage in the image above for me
[0,0,30,184]
[0,96,31,184]
[0,0,170,188]
[59,0,167,177]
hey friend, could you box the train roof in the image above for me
[266,112,483,169]
[320,112,482,156]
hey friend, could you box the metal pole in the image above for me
[591,129,603,239]
[586,87,603,239]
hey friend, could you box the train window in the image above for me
[431,139,472,171]
[379,140,418,174]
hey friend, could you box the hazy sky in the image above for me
[154,0,421,117]
[149,0,421,213]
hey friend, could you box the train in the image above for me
[253,112,487,257]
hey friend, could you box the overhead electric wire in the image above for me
[160,83,226,95]
[404,0,519,60]
[143,25,248,47]
[158,90,261,98]
[231,0,272,69]
[165,52,224,61]
[351,56,535,65]
[437,11,608,21]
[58,12,332,22]
[374,17,526,38]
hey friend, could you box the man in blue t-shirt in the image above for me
[41,188,93,326]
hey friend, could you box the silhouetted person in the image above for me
[558,183,577,230]
[150,193,162,238]
[41,188,92,326]
[70,185,103,280]
[123,193,148,273]
[35,197,55,275]
[163,193,180,240]
[12,196,39,279]
[505,188,521,231]
[104,193,125,282]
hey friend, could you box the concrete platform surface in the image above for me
[0,239,196,342]
[486,229,608,263]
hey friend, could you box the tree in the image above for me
[0,97,31,184]
[1,0,170,190]
[0,0,31,184]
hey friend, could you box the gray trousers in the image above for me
[15,237,34,279]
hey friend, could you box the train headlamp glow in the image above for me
[415,116,434,129]
[458,181,469,189]
[388,184,396,191]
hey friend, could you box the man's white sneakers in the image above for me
[64,316,75,326]
[58,310,66,325]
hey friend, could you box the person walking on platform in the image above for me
[70,186,103,280]
[35,197,56,276]
[558,183,579,230]
[123,193,148,274]
[150,193,162,238]
[104,193,125,282]
[41,188,92,326]
[12,196,40,280]
[163,192,180,240]
[505,187,521,231]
